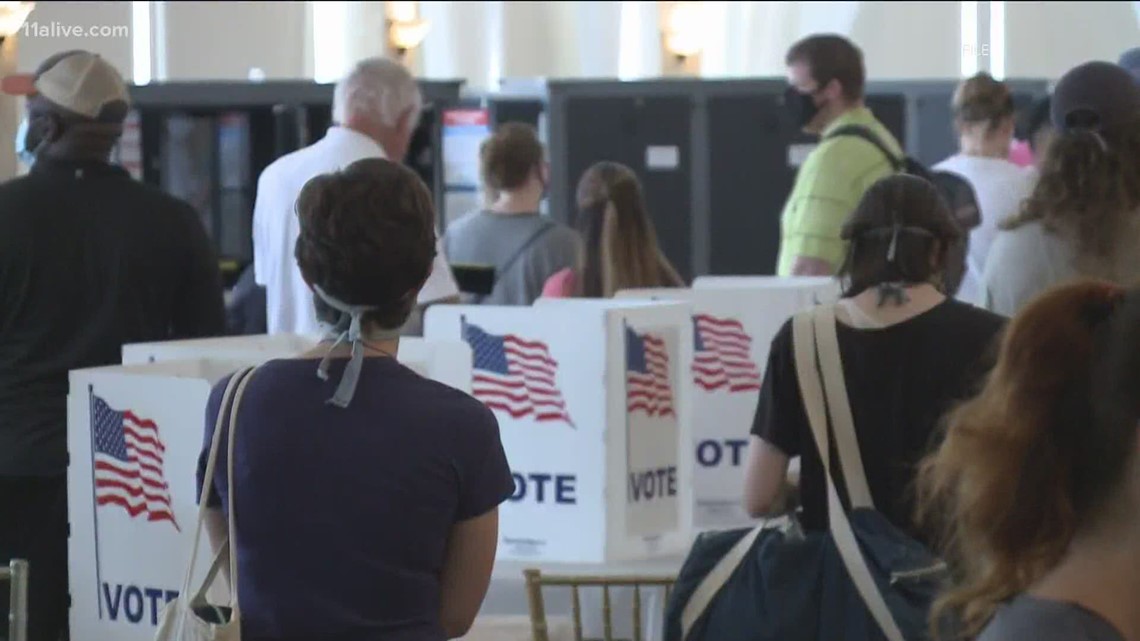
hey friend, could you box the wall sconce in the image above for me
[661,1,707,61]
[386,1,430,59]
[0,1,34,44]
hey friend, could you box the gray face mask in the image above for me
[312,286,401,408]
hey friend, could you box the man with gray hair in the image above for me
[253,57,458,336]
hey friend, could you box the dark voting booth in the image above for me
[125,79,464,286]
[547,78,1048,279]
[546,79,905,280]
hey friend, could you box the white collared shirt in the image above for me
[252,127,458,336]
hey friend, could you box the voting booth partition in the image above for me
[424,301,694,563]
[68,337,475,641]
[616,277,841,531]
[121,334,473,393]
[68,360,244,641]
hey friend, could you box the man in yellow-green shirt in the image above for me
[777,34,903,276]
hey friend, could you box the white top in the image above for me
[252,127,459,336]
[932,154,1036,306]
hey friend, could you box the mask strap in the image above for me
[312,286,398,408]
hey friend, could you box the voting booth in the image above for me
[121,334,473,393]
[69,338,475,641]
[616,277,839,530]
[424,301,694,563]
[68,360,244,641]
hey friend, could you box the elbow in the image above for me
[745,500,773,520]
[442,615,475,639]
[744,491,778,519]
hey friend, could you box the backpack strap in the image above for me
[475,220,556,304]
[792,307,905,641]
[826,124,904,172]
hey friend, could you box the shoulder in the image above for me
[936,300,1007,337]
[445,210,482,236]
[978,597,1124,641]
[542,221,582,248]
[408,373,502,439]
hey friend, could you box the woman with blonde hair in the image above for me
[542,161,684,297]
[934,72,1036,304]
[981,62,1140,317]
[918,281,1140,641]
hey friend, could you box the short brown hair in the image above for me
[952,72,1014,132]
[479,122,544,191]
[294,158,437,330]
[785,34,865,101]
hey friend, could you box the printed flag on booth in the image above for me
[463,320,574,426]
[692,314,763,393]
[90,393,179,529]
[625,326,676,418]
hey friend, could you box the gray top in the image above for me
[443,210,581,306]
[977,595,1124,641]
[980,221,1079,318]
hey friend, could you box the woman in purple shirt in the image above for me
[197,158,514,641]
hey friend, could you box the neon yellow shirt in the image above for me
[776,107,903,276]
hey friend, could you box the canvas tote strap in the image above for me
[225,365,261,616]
[812,305,874,508]
[178,366,253,604]
[792,310,905,641]
[679,518,785,639]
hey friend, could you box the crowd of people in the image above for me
[1,28,1140,641]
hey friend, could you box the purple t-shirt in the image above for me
[196,357,514,641]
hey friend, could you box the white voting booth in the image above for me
[617,277,840,530]
[68,335,474,641]
[425,300,694,563]
[121,334,473,393]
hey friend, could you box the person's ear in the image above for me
[821,78,844,103]
[397,106,417,138]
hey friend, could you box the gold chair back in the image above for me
[524,568,676,641]
[2,559,29,641]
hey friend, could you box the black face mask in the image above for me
[784,85,822,130]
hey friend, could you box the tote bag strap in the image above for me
[224,364,261,616]
[679,517,793,639]
[176,365,258,615]
[178,366,253,604]
[792,310,905,641]
[812,305,874,508]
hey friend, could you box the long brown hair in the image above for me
[1002,122,1140,278]
[917,281,1140,639]
[573,162,684,297]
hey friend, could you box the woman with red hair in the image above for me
[919,280,1140,640]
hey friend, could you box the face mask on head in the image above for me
[14,118,36,166]
[783,85,824,130]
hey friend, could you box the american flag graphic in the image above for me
[625,326,676,418]
[463,321,574,425]
[90,394,179,529]
[692,314,763,393]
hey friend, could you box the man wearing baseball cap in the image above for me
[0,51,225,641]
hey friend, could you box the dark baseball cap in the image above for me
[1050,61,1140,132]
[1119,47,1140,83]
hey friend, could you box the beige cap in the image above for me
[2,50,130,119]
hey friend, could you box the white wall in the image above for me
[16,1,133,78]
[1005,1,1139,78]
[160,1,307,80]
[8,1,1140,88]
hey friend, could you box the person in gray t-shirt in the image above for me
[443,123,580,306]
